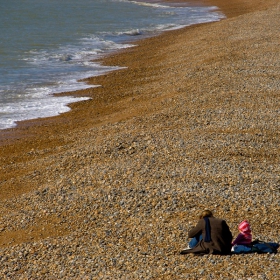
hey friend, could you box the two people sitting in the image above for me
[180,210,252,255]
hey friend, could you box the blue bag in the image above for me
[251,240,279,254]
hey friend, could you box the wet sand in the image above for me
[0,0,279,278]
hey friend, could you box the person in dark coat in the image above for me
[180,210,233,255]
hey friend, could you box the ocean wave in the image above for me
[116,0,170,9]
[0,95,91,129]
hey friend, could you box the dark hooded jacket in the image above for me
[183,217,233,255]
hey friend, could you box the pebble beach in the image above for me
[0,0,279,279]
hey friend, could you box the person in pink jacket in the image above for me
[232,220,252,246]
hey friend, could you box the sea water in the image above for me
[0,0,224,130]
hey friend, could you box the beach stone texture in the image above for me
[0,0,279,279]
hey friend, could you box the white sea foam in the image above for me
[0,95,91,129]
[118,0,172,9]
[0,65,126,129]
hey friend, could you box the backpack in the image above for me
[251,239,279,254]
[231,240,279,254]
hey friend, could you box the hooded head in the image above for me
[238,220,251,234]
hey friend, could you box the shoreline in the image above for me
[0,0,279,278]
[0,0,223,137]
[0,0,274,142]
